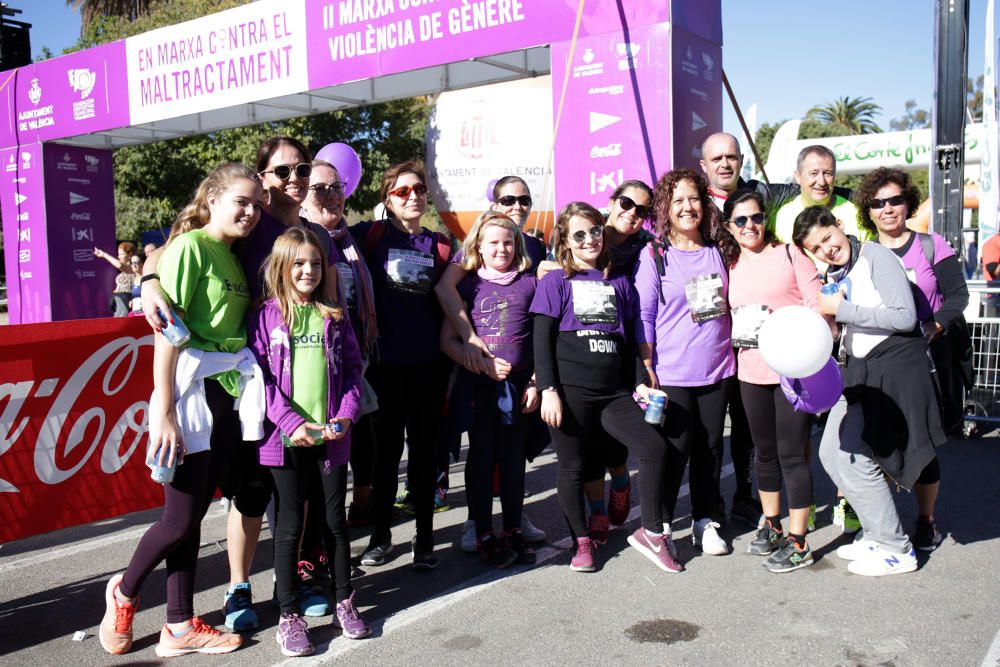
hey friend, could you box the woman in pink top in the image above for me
[718,190,828,573]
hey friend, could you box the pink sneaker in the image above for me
[588,514,610,545]
[608,480,631,526]
[570,536,596,572]
[628,527,683,573]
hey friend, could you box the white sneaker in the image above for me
[847,546,918,577]
[661,522,678,559]
[835,537,878,561]
[460,520,477,553]
[692,518,728,555]
[521,515,547,543]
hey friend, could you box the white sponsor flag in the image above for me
[980,0,999,246]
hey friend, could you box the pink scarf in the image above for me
[477,265,519,285]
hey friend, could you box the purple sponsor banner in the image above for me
[0,144,50,323]
[551,22,672,209]
[671,26,723,170]
[43,145,117,321]
[0,42,130,151]
[669,0,723,45]
[306,0,668,90]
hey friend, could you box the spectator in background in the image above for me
[982,229,1000,317]
[144,241,159,258]
[94,241,138,317]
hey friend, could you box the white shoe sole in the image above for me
[155,642,242,657]
[847,561,918,577]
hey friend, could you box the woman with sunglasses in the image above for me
[635,168,736,558]
[717,190,831,572]
[855,167,967,552]
[352,160,452,570]
[793,206,944,576]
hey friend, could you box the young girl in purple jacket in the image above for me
[249,227,370,656]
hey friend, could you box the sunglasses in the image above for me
[309,182,346,199]
[570,226,604,244]
[260,162,312,181]
[730,212,765,228]
[871,194,906,209]
[617,195,651,219]
[498,194,532,207]
[388,182,428,199]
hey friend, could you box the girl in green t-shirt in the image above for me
[99,163,263,659]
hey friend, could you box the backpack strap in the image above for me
[433,231,451,272]
[647,241,668,305]
[916,232,936,266]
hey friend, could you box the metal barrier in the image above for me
[963,281,1000,435]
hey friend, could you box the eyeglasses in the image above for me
[730,212,765,228]
[309,182,346,199]
[498,194,532,207]
[260,162,312,181]
[870,194,906,209]
[616,195,651,219]
[570,226,604,244]
[387,182,428,199]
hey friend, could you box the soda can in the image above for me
[158,307,191,347]
[643,389,668,426]
[821,283,840,296]
[150,450,178,484]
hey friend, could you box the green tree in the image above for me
[968,75,985,121]
[889,100,930,131]
[66,0,153,33]
[806,96,883,134]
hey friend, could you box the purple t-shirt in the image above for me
[634,244,736,387]
[457,272,537,372]
[892,232,955,323]
[529,268,639,338]
[238,210,333,302]
[450,233,548,274]
[351,219,449,364]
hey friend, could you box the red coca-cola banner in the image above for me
[0,317,162,543]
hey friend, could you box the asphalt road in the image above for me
[2,429,999,666]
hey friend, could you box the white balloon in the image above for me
[757,305,833,379]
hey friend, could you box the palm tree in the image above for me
[806,96,883,134]
[66,0,151,31]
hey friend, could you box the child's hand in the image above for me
[540,389,562,428]
[327,418,353,440]
[521,385,540,413]
[486,356,512,381]
[536,260,559,279]
[289,422,320,447]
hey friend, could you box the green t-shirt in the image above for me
[159,229,251,396]
[290,304,329,442]
[772,193,870,244]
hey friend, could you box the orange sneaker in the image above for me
[154,616,242,658]
[99,573,138,655]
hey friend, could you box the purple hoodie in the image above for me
[248,298,363,467]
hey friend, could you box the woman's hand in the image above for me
[645,367,659,390]
[818,288,844,316]
[540,389,562,428]
[461,335,494,374]
[924,319,945,341]
[634,384,654,403]
[150,411,185,468]
[521,385,540,413]
[288,422,321,447]
[327,418,352,440]
[141,279,171,331]
[536,260,559,280]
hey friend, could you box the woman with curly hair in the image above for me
[634,168,737,558]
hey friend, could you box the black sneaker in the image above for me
[747,523,783,556]
[504,529,537,565]
[360,541,392,567]
[913,519,943,552]
[730,494,763,526]
[764,537,814,573]
[478,533,518,569]
[411,537,438,571]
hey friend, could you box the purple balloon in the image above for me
[486,179,498,202]
[314,142,363,198]
[779,357,843,414]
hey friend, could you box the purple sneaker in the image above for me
[627,527,683,573]
[570,536,596,572]
[276,613,314,657]
[334,592,372,639]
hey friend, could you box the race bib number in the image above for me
[336,263,357,309]
[731,305,769,349]
[684,273,727,322]
[386,248,435,295]
[571,281,618,324]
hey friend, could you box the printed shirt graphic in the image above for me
[289,304,330,431]
[530,268,638,337]
[387,247,435,294]
[572,280,618,324]
[458,272,537,371]
[731,305,769,348]
[684,273,727,322]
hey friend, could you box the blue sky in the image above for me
[11,0,996,137]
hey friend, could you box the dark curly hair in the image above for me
[552,201,610,278]
[716,190,778,268]
[652,168,714,244]
[854,167,922,238]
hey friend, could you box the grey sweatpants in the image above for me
[819,397,913,554]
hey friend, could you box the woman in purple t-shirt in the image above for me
[530,202,675,574]
[855,167,969,552]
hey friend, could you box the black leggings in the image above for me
[270,448,352,612]
[727,385,755,499]
[466,376,528,537]
[659,378,732,522]
[367,361,448,548]
[348,412,375,488]
[740,381,813,509]
[119,380,237,623]
[548,385,665,535]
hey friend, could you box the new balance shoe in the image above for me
[847,546,918,577]
[99,573,138,655]
[729,494,763,526]
[503,528,537,565]
[747,522,784,556]
[570,536,596,572]
[628,527,683,573]
[832,497,846,528]
[842,499,862,535]
[521,515,547,543]
[913,519,944,552]
[608,479,632,526]
[836,537,879,561]
[808,502,817,533]
[360,540,392,567]
[588,513,610,546]
[692,518,729,555]
[296,560,330,616]
[333,592,371,639]
[434,485,450,513]
[223,582,258,632]
[275,613,314,657]
[155,617,242,657]
[764,538,814,573]
[394,488,415,515]
[478,532,518,569]
[460,519,478,553]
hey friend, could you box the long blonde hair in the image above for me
[169,162,258,243]
[552,202,610,278]
[460,211,531,273]
[263,227,343,328]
